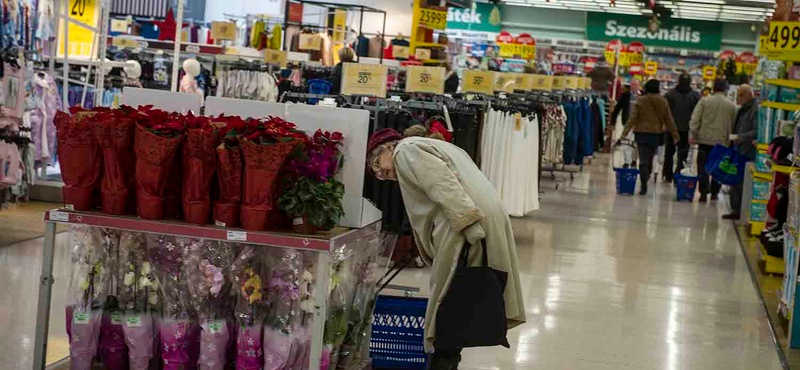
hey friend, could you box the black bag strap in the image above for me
[460,240,489,268]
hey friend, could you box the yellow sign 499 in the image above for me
[768,22,800,51]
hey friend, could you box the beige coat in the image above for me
[393,137,526,352]
[689,92,736,146]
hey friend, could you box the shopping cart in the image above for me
[613,139,639,195]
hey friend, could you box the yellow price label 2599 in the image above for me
[417,7,447,30]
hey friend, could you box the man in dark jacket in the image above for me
[664,73,701,182]
[724,84,758,220]
[610,78,641,135]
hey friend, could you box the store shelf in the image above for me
[43,209,381,252]
[415,42,446,48]
[753,171,774,181]
[421,59,445,63]
[772,164,799,174]
[762,101,800,111]
[766,79,800,89]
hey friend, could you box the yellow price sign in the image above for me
[58,0,99,58]
[110,19,128,33]
[576,77,585,89]
[498,43,536,60]
[406,66,445,94]
[645,61,658,75]
[767,22,800,51]
[512,73,532,91]
[341,63,388,97]
[584,77,592,89]
[299,34,322,51]
[564,76,577,90]
[415,48,432,61]
[552,76,565,90]
[759,35,770,54]
[703,66,716,80]
[530,75,553,91]
[494,73,516,93]
[416,7,447,30]
[211,21,237,41]
[264,49,287,68]
[332,9,347,43]
[462,70,495,94]
[394,45,410,59]
[112,37,139,49]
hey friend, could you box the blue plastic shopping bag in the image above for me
[705,144,746,185]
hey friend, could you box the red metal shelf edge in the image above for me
[44,209,381,252]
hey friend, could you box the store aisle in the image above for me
[393,155,783,370]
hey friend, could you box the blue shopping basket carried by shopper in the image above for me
[674,173,698,201]
[613,140,639,195]
[370,295,429,369]
[705,144,746,185]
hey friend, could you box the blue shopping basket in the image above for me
[674,173,698,201]
[613,140,639,195]
[370,296,429,369]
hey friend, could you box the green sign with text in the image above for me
[586,13,723,50]
[446,2,502,33]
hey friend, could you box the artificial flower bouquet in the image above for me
[66,226,107,370]
[262,249,304,370]
[184,239,237,370]
[55,108,102,211]
[132,105,187,220]
[229,246,270,369]
[96,229,128,370]
[239,116,305,231]
[323,256,356,370]
[277,130,346,233]
[117,231,161,370]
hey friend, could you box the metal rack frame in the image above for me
[32,209,381,370]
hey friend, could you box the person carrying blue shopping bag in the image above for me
[689,79,737,202]
[723,85,758,220]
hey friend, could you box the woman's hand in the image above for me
[464,223,486,245]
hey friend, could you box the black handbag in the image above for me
[434,240,510,351]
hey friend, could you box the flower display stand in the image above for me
[32,208,381,370]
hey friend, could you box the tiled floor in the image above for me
[0,155,786,369]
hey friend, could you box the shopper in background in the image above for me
[330,46,355,94]
[610,78,641,132]
[444,63,459,94]
[689,78,737,202]
[724,84,758,220]
[664,72,701,182]
[366,128,526,370]
[587,56,615,93]
[620,79,680,195]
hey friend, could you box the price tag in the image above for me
[703,66,716,80]
[73,311,90,325]
[514,113,522,132]
[494,73,515,93]
[227,231,247,241]
[112,37,139,49]
[414,48,431,61]
[50,210,69,222]
[406,66,445,94]
[564,76,577,90]
[211,21,237,41]
[645,61,658,75]
[111,19,128,33]
[394,45,410,59]
[759,35,770,55]
[264,49,287,68]
[341,63,388,98]
[552,76,565,90]
[299,34,322,51]
[498,43,536,60]
[206,320,225,334]
[530,74,553,91]
[512,73,532,91]
[416,7,447,30]
[462,70,495,94]
[583,77,591,89]
[576,77,585,89]
[111,314,122,325]
[126,316,142,327]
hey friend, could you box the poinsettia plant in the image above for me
[278,130,346,230]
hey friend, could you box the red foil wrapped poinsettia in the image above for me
[181,112,219,225]
[55,107,102,211]
[131,105,187,220]
[90,108,137,215]
[213,115,247,228]
[239,116,305,231]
